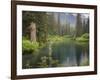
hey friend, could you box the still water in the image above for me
[22,41,89,69]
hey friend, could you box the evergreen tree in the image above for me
[76,13,83,37]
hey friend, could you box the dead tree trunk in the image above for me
[29,22,36,42]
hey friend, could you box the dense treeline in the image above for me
[22,11,48,44]
[22,11,89,40]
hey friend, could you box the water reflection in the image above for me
[22,41,89,69]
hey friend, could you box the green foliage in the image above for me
[48,35,63,42]
[22,39,39,54]
[51,59,59,67]
[81,33,89,39]
[38,56,49,68]
[46,35,73,52]
[22,11,48,44]
[47,35,73,45]
[76,37,89,42]
[76,33,89,42]
[37,56,59,68]
[22,36,29,40]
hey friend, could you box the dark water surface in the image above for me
[22,41,89,69]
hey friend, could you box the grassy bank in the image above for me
[22,33,89,55]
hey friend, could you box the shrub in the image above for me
[76,37,89,42]
[81,33,89,39]
[76,33,89,42]
[22,39,39,54]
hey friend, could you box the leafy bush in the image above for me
[76,33,89,42]
[81,33,89,39]
[22,39,39,54]
[38,56,49,68]
[37,56,60,68]
[76,37,89,42]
